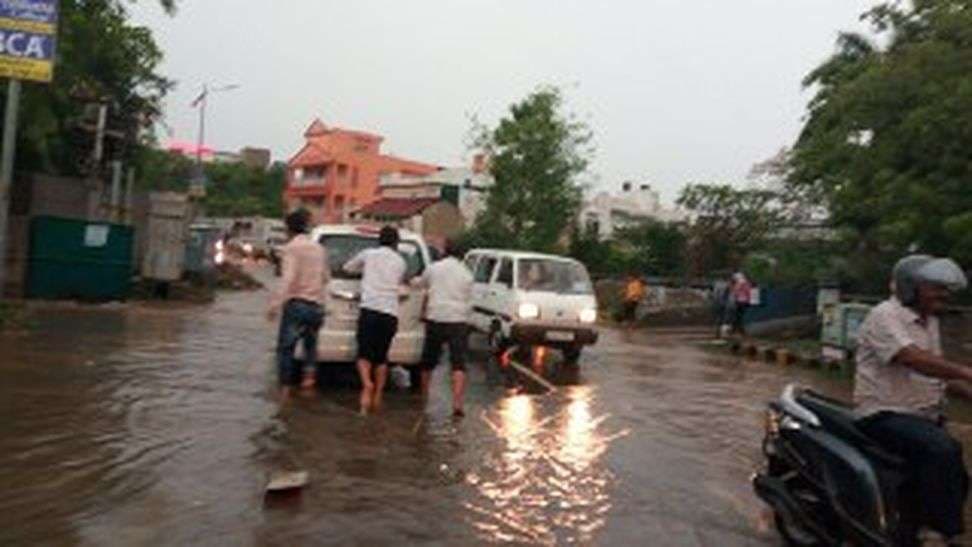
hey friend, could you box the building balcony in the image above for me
[285,183,331,197]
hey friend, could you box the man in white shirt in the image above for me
[343,226,407,414]
[854,255,970,540]
[413,239,474,417]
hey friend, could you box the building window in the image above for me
[303,165,328,184]
[351,167,359,188]
[337,164,349,181]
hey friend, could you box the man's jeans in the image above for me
[276,299,324,387]
[858,411,969,537]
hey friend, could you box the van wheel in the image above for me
[563,346,582,365]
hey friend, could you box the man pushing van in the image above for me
[343,226,407,414]
[412,239,474,417]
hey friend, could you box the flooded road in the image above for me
[2,276,971,546]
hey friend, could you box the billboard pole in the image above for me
[0,78,22,294]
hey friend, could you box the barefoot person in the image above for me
[343,226,407,414]
[413,239,474,417]
[267,209,328,401]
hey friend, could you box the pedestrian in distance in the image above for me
[729,272,752,335]
[621,272,646,330]
[343,226,407,414]
[267,209,328,402]
[411,238,474,417]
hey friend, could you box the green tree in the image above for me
[471,86,593,252]
[787,0,972,269]
[135,148,285,218]
[4,1,176,176]
[568,224,624,277]
[676,183,785,276]
[614,220,687,277]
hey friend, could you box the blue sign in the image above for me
[0,0,58,83]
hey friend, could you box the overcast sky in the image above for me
[130,0,879,204]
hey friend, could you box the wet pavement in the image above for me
[3,270,972,546]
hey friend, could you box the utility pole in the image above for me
[196,84,207,167]
[110,160,123,223]
[0,79,22,294]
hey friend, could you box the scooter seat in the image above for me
[798,393,906,469]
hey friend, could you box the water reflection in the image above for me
[467,386,625,544]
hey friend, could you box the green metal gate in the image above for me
[27,216,135,300]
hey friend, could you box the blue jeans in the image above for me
[276,299,324,387]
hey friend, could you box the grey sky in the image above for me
[130,0,878,203]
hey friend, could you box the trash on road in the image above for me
[265,470,309,493]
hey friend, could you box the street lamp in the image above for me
[189,83,240,197]
[192,83,241,165]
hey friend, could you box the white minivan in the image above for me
[306,224,431,366]
[465,249,599,363]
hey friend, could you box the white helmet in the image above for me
[893,255,968,306]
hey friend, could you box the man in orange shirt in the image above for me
[622,273,646,329]
[268,209,329,401]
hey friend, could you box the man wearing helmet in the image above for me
[855,255,971,540]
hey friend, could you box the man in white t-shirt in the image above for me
[343,226,407,414]
[412,239,474,417]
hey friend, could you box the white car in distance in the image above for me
[465,249,599,364]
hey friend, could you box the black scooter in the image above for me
[753,384,925,546]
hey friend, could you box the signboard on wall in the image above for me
[0,0,59,83]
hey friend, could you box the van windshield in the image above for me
[319,234,424,280]
[517,259,593,294]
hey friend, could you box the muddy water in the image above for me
[2,283,971,546]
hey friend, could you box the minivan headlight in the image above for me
[518,303,540,320]
[579,308,597,323]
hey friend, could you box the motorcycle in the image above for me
[753,384,924,546]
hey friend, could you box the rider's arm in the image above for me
[894,346,972,383]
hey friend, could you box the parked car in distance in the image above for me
[299,224,431,367]
[465,249,599,364]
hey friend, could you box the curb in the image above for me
[728,339,852,374]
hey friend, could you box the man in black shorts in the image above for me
[413,239,474,416]
[343,226,407,414]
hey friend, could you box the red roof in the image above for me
[355,197,440,218]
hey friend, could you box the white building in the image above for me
[580,182,685,239]
[378,155,494,226]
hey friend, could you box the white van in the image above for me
[306,224,431,366]
[465,249,599,363]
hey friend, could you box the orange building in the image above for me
[285,119,439,224]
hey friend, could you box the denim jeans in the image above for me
[276,299,324,387]
[859,411,969,537]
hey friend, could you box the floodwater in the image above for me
[2,273,972,546]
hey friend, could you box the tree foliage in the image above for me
[136,149,285,218]
[4,1,176,176]
[471,86,593,252]
[676,183,786,276]
[613,220,686,277]
[787,0,972,268]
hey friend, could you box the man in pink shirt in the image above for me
[730,272,752,335]
[268,209,329,400]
